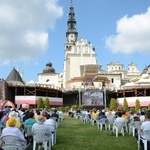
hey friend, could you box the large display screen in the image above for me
[82,91,104,106]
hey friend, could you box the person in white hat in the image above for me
[32,116,51,142]
[6,110,22,129]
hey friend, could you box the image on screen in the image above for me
[82,91,104,106]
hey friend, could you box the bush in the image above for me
[92,108,97,111]
[65,106,70,112]
[44,97,50,110]
[71,105,78,111]
[141,107,147,112]
[78,105,83,110]
[123,98,128,111]
[58,107,65,112]
[130,107,136,113]
[110,98,117,110]
[135,99,140,111]
[117,107,123,111]
[37,97,44,109]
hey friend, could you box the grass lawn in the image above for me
[52,115,137,150]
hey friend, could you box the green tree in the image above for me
[58,107,65,112]
[130,107,136,113]
[110,98,117,110]
[37,97,44,109]
[135,99,140,111]
[148,104,150,110]
[44,97,50,110]
[65,106,70,112]
[78,105,83,110]
[71,105,77,111]
[123,98,128,111]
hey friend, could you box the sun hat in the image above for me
[7,118,16,126]
[133,114,138,117]
[37,116,46,124]
[8,110,18,119]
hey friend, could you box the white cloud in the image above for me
[0,0,63,64]
[105,7,150,54]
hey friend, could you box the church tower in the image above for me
[62,1,98,90]
[66,1,78,43]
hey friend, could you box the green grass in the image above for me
[52,115,137,150]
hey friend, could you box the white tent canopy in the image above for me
[135,79,150,84]
[26,80,36,86]
[122,82,139,87]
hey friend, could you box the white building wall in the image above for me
[38,74,60,87]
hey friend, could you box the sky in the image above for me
[0,0,150,82]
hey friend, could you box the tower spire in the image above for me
[66,1,78,43]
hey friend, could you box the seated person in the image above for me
[136,111,150,150]
[92,110,98,120]
[114,111,126,125]
[24,112,36,143]
[122,111,129,123]
[0,111,6,127]
[51,110,59,122]
[24,112,36,128]
[1,118,26,147]
[6,110,22,130]
[140,111,145,122]
[100,112,107,119]
[32,116,51,142]
[44,114,56,132]
[34,110,41,121]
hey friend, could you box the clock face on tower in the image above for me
[70,34,74,39]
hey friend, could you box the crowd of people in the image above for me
[0,107,63,150]
[0,106,150,149]
[70,108,150,150]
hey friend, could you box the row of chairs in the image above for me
[0,116,60,150]
[1,135,27,150]
[25,117,58,149]
[138,130,150,150]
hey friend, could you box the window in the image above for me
[111,78,114,83]
[46,79,50,82]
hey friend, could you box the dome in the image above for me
[43,62,55,73]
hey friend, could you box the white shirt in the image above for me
[140,115,145,122]
[114,117,126,124]
[32,123,51,141]
[141,120,150,139]
[44,119,56,131]
[1,126,26,146]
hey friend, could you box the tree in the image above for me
[44,97,50,110]
[58,106,65,112]
[148,104,150,110]
[110,98,117,110]
[135,99,140,111]
[65,106,70,112]
[123,98,128,111]
[78,105,83,110]
[37,97,44,109]
[71,105,77,111]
